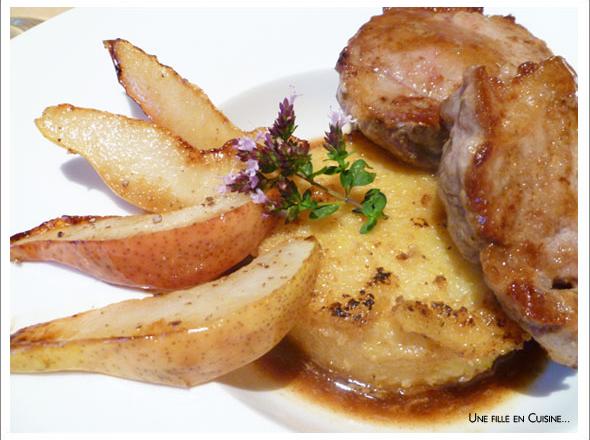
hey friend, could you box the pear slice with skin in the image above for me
[104,38,245,150]
[35,104,241,213]
[11,196,276,291]
[11,238,321,387]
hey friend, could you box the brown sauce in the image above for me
[254,338,548,426]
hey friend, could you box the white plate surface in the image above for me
[9,7,578,433]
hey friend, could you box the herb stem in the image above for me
[295,173,364,210]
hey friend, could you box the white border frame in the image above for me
[2,1,588,439]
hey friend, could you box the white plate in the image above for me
[9,7,578,432]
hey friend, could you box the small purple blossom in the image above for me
[223,173,238,186]
[254,130,267,142]
[245,159,259,174]
[221,171,257,194]
[233,136,259,162]
[263,132,275,150]
[328,109,356,134]
[250,188,268,204]
[236,137,256,152]
[286,92,298,106]
[244,159,260,188]
[218,173,237,193]
[248,174,259,189]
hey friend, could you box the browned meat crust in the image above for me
[438,57,578,366]
[336,7,553,169]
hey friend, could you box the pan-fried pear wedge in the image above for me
[36,104,240,213]
[104,38,244,149]
[10,196,276,290]
[11,239,321,387]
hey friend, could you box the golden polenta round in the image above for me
[259,133,528,394]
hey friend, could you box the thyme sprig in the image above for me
[221,95,387,233]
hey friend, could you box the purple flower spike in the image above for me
[269,95,297,140]
[324,109,356,153]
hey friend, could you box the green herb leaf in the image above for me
[349,159,376,187]
[298,161,314,179]
[354,189,387,234]
[356,189,387,216]
[359,216,378,234]
[339,161,376,196]
[285,204,300,223]
[313,165,339,177]
[309,203,340,220]
[299,189,317,210]
[339,171,353,195]
[327,148,349,169]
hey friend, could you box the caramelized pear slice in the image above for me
[36,104,239,213]
[11,197,275,290]
[105,38,244,149]
[11,239,321,387]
